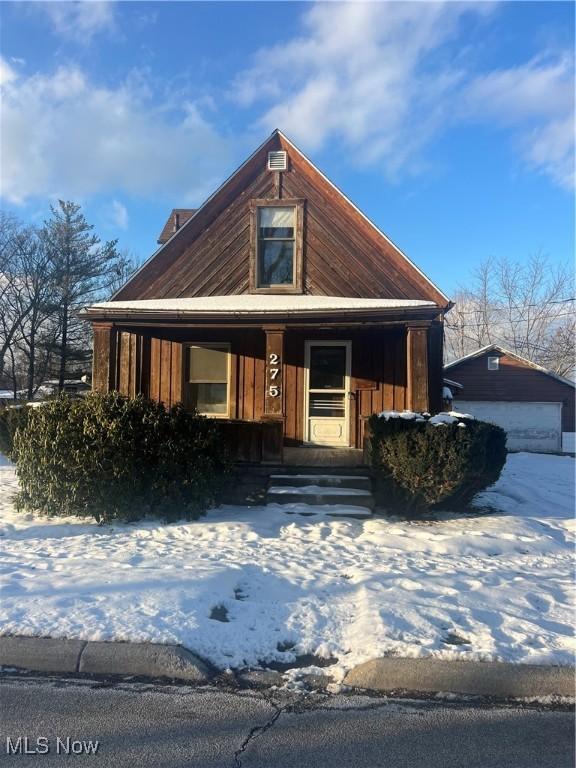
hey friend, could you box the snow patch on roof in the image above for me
[85,295,438,316]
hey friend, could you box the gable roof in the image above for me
[157,209,196,244]
[445,344,575,388]
[114,129,450,306]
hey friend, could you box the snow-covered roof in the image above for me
[83,295,438,319]
[445,344,575,388]
[443,377,463,390]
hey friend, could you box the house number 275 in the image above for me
[269,353,281,397]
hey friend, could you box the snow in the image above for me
[0,452,573,678]
[378,410,475,424]
[268,486,372,496]
[84,295,437,317]
[378,410,426,421]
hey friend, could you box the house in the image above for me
[445,345,575,454]
[82,130,451,464]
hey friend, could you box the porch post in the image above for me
[262,326,285,463]
[92,322,118,393]
[406,325,429,413]
[263,326,285,418]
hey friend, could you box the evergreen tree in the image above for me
[42,201,121,391]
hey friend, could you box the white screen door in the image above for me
[304,341,351,446]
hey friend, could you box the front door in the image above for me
[304,341,351,446]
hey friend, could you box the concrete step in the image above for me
[278,503,372,519]
[269,474,372,491]
[266,485,374,510]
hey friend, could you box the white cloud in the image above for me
[38,1,115,43]
[234,1,573,189]
[0,65,233,204]
[233,2,491,176]
[109,200,128,230]
[464,55,574,189]
[0,57,16,85]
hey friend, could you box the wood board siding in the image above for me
[114,133,447,305]
[448,351,575,433]
[98,325,432,449]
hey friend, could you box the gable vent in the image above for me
[268,150,288,171]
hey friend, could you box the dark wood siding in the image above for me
[103,325,423,449]
[447,351,575,432]
[114,134,447,305]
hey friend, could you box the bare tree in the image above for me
[107,248,140,298]
[445,253,575,377]
[0,214,40,387]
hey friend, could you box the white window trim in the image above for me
[185,343,231,418]
[487,356,500,370]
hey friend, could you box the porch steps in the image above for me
[266,473,374,515]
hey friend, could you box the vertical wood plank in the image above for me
[393,332,406,410]
[119,332,131,395]
[92,324,117,393]
[160,340,172,405]
[150,338,162,403]
[140,336,151,398]
[229,346,238,419]
[382,336,394,410]
[245,352,255,421]
[171,342,183,406]
[406,326,429,412]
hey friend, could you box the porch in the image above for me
[84,295,445,463]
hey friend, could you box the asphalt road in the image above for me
[0,675,573,768]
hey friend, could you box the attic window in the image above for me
[258,206,295,286]
[487,356,500,370]
[249,198,304,293]
[268,151,288,171]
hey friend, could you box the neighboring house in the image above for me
[0,390,14,407]
[82,130,451,463]
[445,345,575,454]
[35,379,92,398]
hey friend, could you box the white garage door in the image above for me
[453,400,562,453]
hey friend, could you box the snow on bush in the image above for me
[368,410,506,511]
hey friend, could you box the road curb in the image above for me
[343,657,575,698]
[0,636,213,683]
[1,637,574,697]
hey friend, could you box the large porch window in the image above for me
[185,343,230,417]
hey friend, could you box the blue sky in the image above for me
[1,1,574,295]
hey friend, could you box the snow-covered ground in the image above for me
[0,453,573,679]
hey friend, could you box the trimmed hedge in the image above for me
[368,412,507,511]
[0,406,30,459]
[12,393,231,523]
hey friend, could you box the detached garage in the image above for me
[445,345,575,454]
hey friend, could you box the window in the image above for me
[487,356,499,370]
[250,199,304,293]
[185,344,230,416]
[258,206,295,286]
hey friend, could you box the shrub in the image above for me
[12,392,231,523]
[367,411,507,512]
[0,406,31,459]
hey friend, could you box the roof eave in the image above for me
[82,304,443,324]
